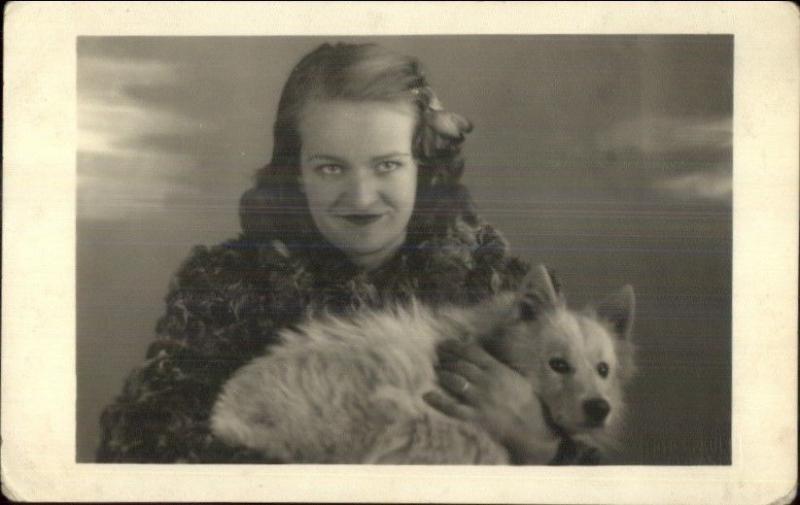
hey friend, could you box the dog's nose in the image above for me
[583,398,610,425]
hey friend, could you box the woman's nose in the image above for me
[345,170,379,209]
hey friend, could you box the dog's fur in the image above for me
[210,265,635,464]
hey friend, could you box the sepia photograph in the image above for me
[77,35,732,466]
[3,2,797,503]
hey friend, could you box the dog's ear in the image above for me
[593,285,635,340]
[517,264,563,321]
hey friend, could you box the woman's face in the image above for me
[298,99,418,270]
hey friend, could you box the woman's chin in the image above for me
[341,240,404,270]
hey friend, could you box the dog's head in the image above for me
[489,265,635,441]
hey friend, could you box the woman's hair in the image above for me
[240,42,477,250]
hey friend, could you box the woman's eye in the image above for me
[597,362,609,378]
[548,358,571,374]
[316,164,343,176]
[375,160,402,173]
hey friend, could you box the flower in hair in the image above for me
[428,109,473,140]
[412,86,473,158]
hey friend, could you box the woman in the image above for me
[97,42,595,464]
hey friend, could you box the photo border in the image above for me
[2,2,797,503]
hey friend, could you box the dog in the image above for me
[210,264,635,464]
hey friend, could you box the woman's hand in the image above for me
[423,339,561,464]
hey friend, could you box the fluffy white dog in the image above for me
[211,265,635,464]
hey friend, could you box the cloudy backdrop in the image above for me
[77,36,733,464]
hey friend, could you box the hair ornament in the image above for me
[412,85,473,159]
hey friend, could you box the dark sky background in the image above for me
[77,36,732,464]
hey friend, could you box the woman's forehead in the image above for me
[300,99,417,125]
[299,99,417,159]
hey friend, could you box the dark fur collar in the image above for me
[231,214,523,317]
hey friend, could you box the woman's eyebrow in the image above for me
[370,152,412,163]
[306,152,412,164]
[305,154,347,164]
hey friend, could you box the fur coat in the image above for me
[96,215,537,463]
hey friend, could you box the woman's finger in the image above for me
[437,340,485,368]
[460,344,503,370]
[438,340,498,370]
[422,390,476,421]
[437,339,467,356]
[436,359,486,386]
[435,347,460,364]
[436,370,481,404]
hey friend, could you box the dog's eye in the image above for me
[597,362,609,378]
[549,358,571,374]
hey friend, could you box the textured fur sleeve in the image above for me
[96,240,293,463]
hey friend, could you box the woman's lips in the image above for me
[338,214,384,226]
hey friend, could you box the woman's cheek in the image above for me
[303,174,341,211]
[391,165,418,214]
